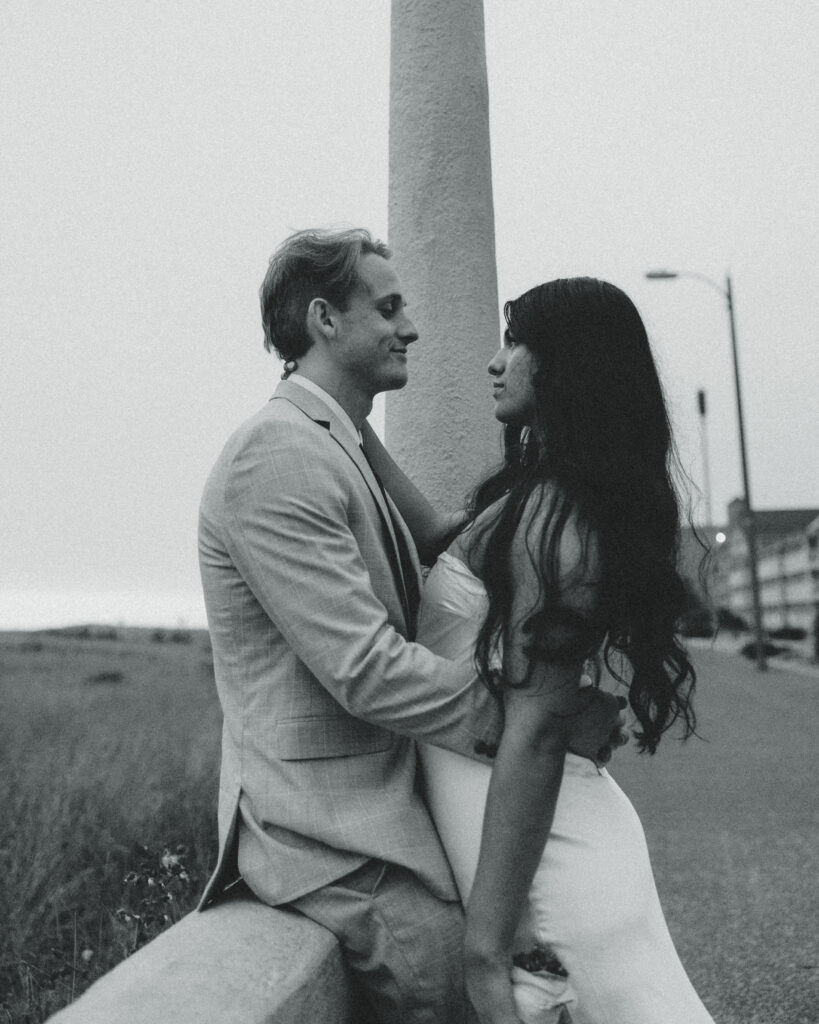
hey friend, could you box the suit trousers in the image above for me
[287,859,469,1024]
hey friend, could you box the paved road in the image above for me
[608,648,818,1024]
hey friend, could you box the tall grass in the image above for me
[0,630,221,1022]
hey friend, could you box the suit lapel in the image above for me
[271,381,394,538]
[271,381,419,634]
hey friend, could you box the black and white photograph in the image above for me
[2,3,817,1022]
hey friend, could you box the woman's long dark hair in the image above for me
[465,277,696,754]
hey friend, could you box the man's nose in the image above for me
[398,312,419,345]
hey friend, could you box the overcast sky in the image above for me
[2,1,817,629]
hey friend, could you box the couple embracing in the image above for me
[197,228,715,1024]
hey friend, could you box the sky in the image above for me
[2,0,817,629]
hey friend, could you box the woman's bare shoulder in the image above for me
[512,483,600,601]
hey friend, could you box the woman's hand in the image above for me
[464,949,522,1024]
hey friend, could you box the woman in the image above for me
[364,277,715,1024]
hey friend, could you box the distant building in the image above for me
[679,501,819,634]
[722,499,819,632]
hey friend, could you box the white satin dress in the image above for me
[418,551,715,1024]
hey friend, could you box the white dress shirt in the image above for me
[287,373,362,446]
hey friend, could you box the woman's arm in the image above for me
[360,419,462,563]
[463,669,587,1023]
[463,503,599,1024]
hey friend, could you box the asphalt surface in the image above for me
[608,647,818,1023]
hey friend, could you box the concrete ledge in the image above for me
[47,896,352,1024]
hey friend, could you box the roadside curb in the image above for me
[686,637,819,680]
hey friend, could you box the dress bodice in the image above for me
[416,550,488,665]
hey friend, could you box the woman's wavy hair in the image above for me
[465,277,697,754]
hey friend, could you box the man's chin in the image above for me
[381,372,409,392]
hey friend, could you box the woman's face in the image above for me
[488,329,537,425]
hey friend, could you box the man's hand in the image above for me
[567,689,629,765]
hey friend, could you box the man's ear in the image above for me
[306,297,336,342]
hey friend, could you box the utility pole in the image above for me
[697,388,713,529]
[646,269,767,670]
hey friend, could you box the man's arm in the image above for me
[224,419,623,763]
[223,419,498,753]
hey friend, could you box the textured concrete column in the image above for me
[387,0,501,511]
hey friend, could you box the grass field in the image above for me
[2,631,816,1023]
[0,628,221,1022]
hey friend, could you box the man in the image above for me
[198,228,623,1023]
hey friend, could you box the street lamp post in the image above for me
[645,269,767,671]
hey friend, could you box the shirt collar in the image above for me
[288,373,362,445]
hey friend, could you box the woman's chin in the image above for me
[493,408,522,427]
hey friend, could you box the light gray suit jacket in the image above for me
[198,380,502,908]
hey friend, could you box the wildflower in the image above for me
[81,949,94,963]
[115,907,141,923]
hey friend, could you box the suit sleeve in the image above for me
[222,419,500,755]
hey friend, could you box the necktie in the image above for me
[359,446,420,640]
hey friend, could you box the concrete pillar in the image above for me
[387,0,501,512]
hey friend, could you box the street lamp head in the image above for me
[643,263,764,667]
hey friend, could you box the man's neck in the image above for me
[292,367,373,428]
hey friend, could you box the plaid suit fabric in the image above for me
[198,381,502,909]
[290,860,470,1023]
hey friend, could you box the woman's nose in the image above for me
[488,348,505,376]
